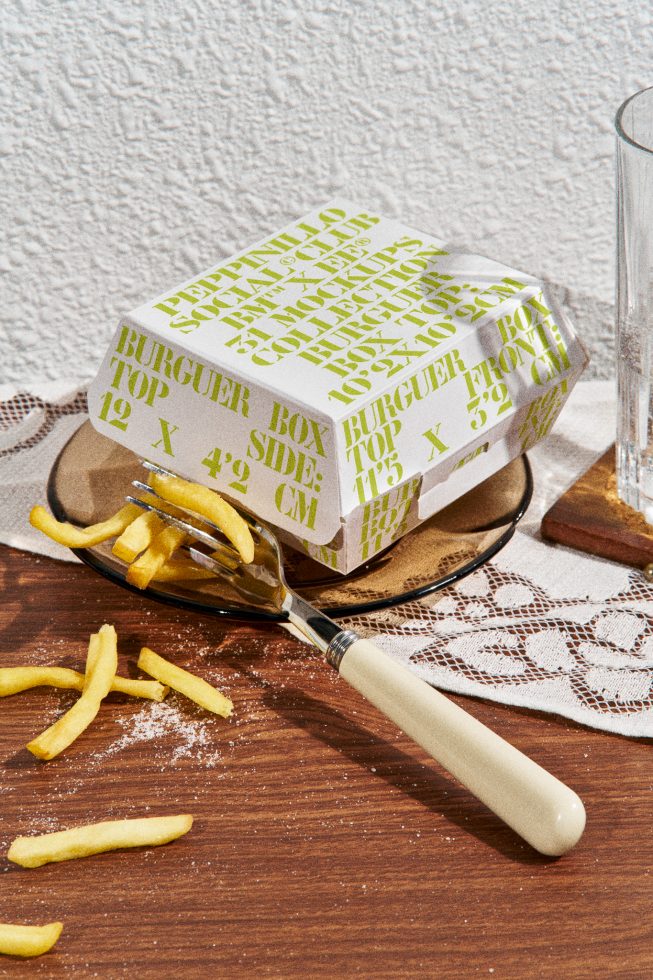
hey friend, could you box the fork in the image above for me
[129,460,585,856]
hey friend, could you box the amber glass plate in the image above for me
[47,421,532,621]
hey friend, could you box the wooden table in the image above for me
[0,545,651,978]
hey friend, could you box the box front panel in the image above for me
[337,281,587,515]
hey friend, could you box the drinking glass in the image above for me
[616,87,653,522]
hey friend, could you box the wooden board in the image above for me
[0,546,652,977]
[542,445,653,568]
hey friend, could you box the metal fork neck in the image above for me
[281,593,353,658]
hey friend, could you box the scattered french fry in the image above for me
[0,921,63,958]
[7,815,193,868]
[82,630,103,686]
[29,504,141,549]
[138,647,233,718]
[126,525,187,590]
[149,471,254,564]
[0,666,167,702]
[103,675,168,700]
[26,625,118,760]
[112,508,165,563]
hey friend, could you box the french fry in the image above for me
[138,647,233,718]
[149,471,254,564]
[152,544,239,582]
[117,495,229,579]
[29,504,141,548]
[112,508,165,563]
[126,525,188,590]
[0,921,63,958]
[7,815,193,868]
[26,625,118,760]
[151,559,218,583]
[0,666,167,702]
[82,630,103,685]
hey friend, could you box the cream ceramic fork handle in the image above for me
[327,635,585,856]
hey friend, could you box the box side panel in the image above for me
[87,321,342,545]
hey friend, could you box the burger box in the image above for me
[88,200,588,573]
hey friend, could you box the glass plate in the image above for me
[47,420,532,620]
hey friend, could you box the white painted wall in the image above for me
[1,0,650,383]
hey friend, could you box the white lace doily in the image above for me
[344,531,653,737]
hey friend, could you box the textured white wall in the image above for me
[1,0,650,384]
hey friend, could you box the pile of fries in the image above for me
[30,470,254,590]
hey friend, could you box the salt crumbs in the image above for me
[92,702,223,767]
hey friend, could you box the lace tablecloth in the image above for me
[1,379,652,737]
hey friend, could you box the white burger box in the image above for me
[88,200,588,574]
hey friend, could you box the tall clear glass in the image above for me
[616,87,653,522]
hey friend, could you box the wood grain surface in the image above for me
[542,446,653,568]
[0,545,651,978]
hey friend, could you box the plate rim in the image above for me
[46,420,533,621]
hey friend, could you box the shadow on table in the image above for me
[261,682,554,866]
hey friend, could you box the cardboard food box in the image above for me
[88,200,588,573]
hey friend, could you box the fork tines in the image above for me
[129,462,246,557]
[139,459,261,531]
[127,488,224,552]
[126,490,243,575]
